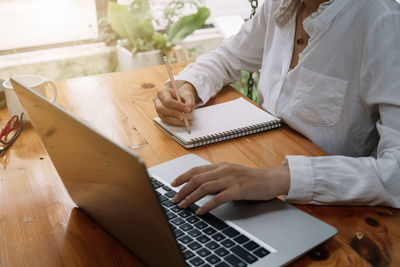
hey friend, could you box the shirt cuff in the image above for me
[285,155,314,204]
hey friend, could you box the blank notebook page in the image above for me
[154,97,279,142]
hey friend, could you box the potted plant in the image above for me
[107,0,210,70]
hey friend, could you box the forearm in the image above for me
[174,47,242,105]
[174,2,268,105]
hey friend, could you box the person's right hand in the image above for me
[153,82,199,126]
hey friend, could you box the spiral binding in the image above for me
[189,120,281,148]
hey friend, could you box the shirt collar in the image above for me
[303,0,350,38]
[273,0,301,28]
[273,0,349,32]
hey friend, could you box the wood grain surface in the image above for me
[0,62,398,267]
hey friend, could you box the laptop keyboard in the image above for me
[150,177,270,267]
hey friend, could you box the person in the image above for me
[153,0,400,215]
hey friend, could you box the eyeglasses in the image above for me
[0,113,23,156]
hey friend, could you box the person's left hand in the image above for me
[171,162,290,215]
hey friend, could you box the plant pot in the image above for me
[116,44,163,71]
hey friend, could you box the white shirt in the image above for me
[174,0,400,207]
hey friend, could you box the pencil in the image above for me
[163,56,191,134]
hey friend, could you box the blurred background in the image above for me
[0,0,264,83]
[8,0,397,102]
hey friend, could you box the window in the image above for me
[204,0,265,22]
[0,0,99,53]
[145,0,266,25]
[0,0,266,53]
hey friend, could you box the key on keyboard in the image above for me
[150,177,270,266]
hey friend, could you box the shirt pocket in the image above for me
[292,66,348,126]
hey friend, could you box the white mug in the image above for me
[2,74,57,122]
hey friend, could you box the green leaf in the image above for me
[130,0,151,20]
[167,7,210,46]
[153,32,167,50]
[107,2,138,47]
[137,19,154,41]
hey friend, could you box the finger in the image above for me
[172,165,219,203]
[159,115,194,126]
[196,189,238,215]
[172,164,218,187]
[159,115,186,126]
[179,180,226,209]
[158,88,189,112]
[175,173,218,204]
[154,97,185,120]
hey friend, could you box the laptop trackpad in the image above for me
[149,154,336,258]
[211,198,336,259]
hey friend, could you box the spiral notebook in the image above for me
[153,97,281,148]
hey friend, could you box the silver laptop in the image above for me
[12,79,337,267]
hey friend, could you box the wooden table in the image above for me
[0,62,399,267]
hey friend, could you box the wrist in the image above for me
[183,82,201,104]
[275,166,290,196]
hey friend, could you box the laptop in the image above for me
[11,78,337,267]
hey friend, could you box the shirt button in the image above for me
[308,25,314,32]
